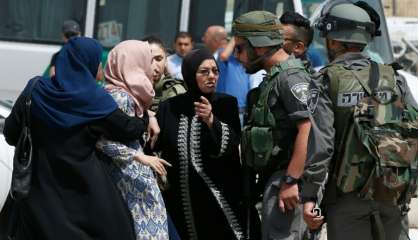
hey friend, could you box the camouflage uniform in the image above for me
[151,75,187,112]
[302,52,416,240]
[300,2,418,239]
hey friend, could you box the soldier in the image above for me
[142,35,187,112]
[232,11,312,240]
[301,2,418,240]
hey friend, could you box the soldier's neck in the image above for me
[264,49,289,71]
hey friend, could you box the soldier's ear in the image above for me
[295,41,306,54]
[326,38,340,49]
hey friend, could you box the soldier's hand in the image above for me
[278,183,299,212]
[194,96,214,128]
[147,110,160,149]
[303,201,324,230]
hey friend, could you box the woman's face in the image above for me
[195,59,219,94]
[149,43,167,85]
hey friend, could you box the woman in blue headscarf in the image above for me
[3,37,147,240]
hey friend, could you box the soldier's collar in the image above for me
[267,55,304,78]
[330,52,369,65]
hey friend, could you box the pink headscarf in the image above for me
[105,40,155,116]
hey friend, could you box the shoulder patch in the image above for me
[290,83,309,104]
[286,68,301,76]
[307,88,320,113]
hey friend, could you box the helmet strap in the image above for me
[245,43,281,74]
[326,39,346,61]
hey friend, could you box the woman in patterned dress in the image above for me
[96,40,170,240]
[154,49,245,240]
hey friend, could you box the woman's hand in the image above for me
[147,110,160,148]
[134,152,171,176]
[194,96,214,128]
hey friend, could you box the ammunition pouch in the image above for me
[242,59,306,172]
[242,126,275,171]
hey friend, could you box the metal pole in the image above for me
[85,0,97,37]
[179,0,191,32]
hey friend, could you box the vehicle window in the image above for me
[302,0,394,68]
[190,0,294,46]
[95,0,181,48]
[0,100,12,132]
[188,0,231,47]
[0,100,13,109]
[0,0,86,43]
[0,119,4,133]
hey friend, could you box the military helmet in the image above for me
[232,11,283,47]
[316,1,379,45]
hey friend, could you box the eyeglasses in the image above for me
[196,67,219,76]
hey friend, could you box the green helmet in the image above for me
[317,2,377,45]
[232,11,283,47]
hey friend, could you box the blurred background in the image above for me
[1,0,414,98]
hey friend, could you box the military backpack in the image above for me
[151,76,187,112]
[327,61,418,208]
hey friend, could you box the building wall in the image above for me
[383,0,418,17]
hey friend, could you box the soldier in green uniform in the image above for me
[301,2,418,240]
[142,36,187,112]
[232,11,312,240]
[152,76,187,112]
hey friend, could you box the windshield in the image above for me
[301,0,394,68]
[0,0,86,44]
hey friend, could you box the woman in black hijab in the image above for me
[155,49,244,239]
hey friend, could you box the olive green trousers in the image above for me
[326,193,409,240]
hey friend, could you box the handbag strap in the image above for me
[23,77,40,127]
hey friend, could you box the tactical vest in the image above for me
[151,76,187,112]
[327,61,418,207]
[242,59,306,171]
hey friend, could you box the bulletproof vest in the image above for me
[326,61,418,207]
[242,59,306,171]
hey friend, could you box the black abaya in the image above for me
[156,92,244,240]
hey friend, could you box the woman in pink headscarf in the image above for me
[96,40,170,239]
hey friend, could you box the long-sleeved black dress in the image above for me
[3,92,148,240]
[156,92,245,240]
